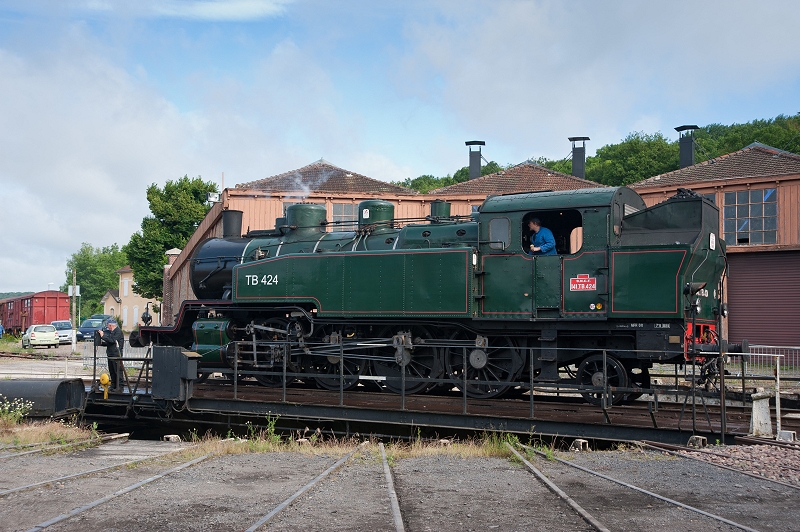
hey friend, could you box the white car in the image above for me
[51,320,75,344]
[21,324,59,349]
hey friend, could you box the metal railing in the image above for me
[730,344,800,381]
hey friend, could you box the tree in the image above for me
[393,161,506,193]
[584,132,679,186]
[60,243,127,319]
[123,176,218,299]
[695,113,800,159]
[535,113,800,185]
[452,160,504,183]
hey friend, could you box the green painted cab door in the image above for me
[533,255,562,317]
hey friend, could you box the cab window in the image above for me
[488,217,510,250]
[522,209,583,254]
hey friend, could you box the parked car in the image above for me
[51,320,75,344]
[78,318,106,342]
[91,314,112,321]
[21,324,59,348]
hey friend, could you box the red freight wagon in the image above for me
[0,291,71,336]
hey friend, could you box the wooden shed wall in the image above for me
[637,174,800,247]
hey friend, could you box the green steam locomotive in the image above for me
[132,186,729,404]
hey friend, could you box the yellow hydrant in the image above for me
[99,373,111,399]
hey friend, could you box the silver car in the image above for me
[51,320,75,344]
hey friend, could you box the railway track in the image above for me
[511,443,799,532]
[2,437,800,531]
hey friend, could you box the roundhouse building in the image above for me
[633,143,800,346]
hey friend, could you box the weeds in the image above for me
[0,393,33,428]
[530,440,557,461]
[0,418,93,446]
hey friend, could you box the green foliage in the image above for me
[586,131,679,186]
[0,292,33,300]
[694,114,800,158]
[452,160,504,183]
[123,176,218,299]
[394,174,456,194]
[539,157,573,175]
[393,161,506,193]
[535,113,800,185]
[60,243,127,319]
[245,416,283,452]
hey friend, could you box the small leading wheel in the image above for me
[576,353,629,406]
[444,330,524,399]
[303,326,365,391]
[371,326,443,394]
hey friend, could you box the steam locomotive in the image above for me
[132,186,729,404]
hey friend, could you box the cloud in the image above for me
[0,0,293,21]
[392,0,800,158]
[0,37,206,291]
[0,28,364,291]
[141,0,292,21]
[347,152,414,183]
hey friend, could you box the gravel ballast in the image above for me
[1,440,798,531]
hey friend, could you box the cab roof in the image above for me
[479,187,644,213]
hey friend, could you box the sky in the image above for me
[1,0,799,292]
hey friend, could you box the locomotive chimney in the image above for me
[465,140,486,180]
[568,137,590,179]
[675,125,699,168]
[222,209,243,238]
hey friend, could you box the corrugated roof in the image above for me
[634,144,800,189]
[236,159,418,195]
[430,163,606,195]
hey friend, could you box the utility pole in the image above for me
[71,269,77,350]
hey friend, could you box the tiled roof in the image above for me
[431,163,606,195]
[236,159,418,195]
[634,144,800,189]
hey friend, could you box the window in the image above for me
[488,217,510,250]
[123,279,129,297]
[723,188,777,245]
[703,193,716,205]
[332,203,357,231]
[522,210,583,254]
[123,307,128,327]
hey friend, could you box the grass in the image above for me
[177,417,526,465]
[0,336,35,354]
[0,418,94,446]
[0,390,95,447]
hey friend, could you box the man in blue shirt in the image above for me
[528,218,557,255]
